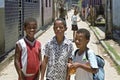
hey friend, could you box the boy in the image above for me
[70,28,98,80]
[41,18,74,80]
[71,11,80,42]
[14,18,41,80]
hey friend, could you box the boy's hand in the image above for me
[72,62,80,68]
[77,20,81,22]
[67,63,73,68]
[85,62,90,66]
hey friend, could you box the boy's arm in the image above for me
[40,55,48,80]
[65,10,68,19]
[66,58,73,80]
[36,49,42,80]
[14,44,25,80]
[66,13,68,19]
[77,15,81,22]
[72,62,98,73]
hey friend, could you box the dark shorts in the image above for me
[72,25,78,31]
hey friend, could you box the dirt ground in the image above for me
[97,41,120,80]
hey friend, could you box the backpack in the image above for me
[74,48,105,80]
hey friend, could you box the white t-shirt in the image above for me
[71,15,77,25]
[73,49,98,80]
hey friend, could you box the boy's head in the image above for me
[24,17,37,27]
[75,28,90,49]
[24,17,37,39]
[53,18,67,37]
[74,11,78,15]
[54,18,67,30]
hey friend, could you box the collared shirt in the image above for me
[43,36,74,80]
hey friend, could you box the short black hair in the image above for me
[24,17,37,27]
[54,18,66,27]
[76,28,90,40]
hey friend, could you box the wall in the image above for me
[43,0,53,25]
[4,0,19,53]
[112,0,120,29]
[0,0,5,56]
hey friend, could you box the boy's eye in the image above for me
[54,26,64,29]
[27,25,37,30]
[27,27,36,29]
[75,38,83,42]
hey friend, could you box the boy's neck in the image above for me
[79,47,88,54]
[26,36,35,42]
[56,36,64,45]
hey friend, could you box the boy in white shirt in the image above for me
[69,28,98,80]
[71,11,80,42]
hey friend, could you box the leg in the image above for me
[73,31,76,42]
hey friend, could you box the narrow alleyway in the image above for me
[0,10,120,80]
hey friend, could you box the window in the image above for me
[46,0,48,7]
[33,0,38,3]
[49,0,51,7]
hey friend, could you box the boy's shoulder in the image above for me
[35,40,41,47]
[36,40,41,44]
[16,38,24,44]
[87,49,94,54]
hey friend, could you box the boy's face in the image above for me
[53,20,66,38]
[75,33,89,49]
[24,21,37,39]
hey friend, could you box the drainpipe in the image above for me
[52,0,55,21]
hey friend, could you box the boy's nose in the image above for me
[56,27,60,30]
[75,40,79,43]
[30,28,34,31]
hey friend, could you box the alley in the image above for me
[0,10,120,80]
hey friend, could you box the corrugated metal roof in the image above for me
[89,0,102,6]
[82,0,102,7]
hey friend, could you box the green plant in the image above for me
[116,65,120,75]
[105,42,120,61]
[92,27,100,36]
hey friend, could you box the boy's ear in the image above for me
[87,39,89,43]
[23,26,26,30]
[65,27,67,31]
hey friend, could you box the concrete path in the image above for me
[0,10,120,80]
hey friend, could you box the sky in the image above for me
[0,0,4,8]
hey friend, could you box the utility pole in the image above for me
[89,0,95,26]
[105,0,113,39]
[52,0,56,20]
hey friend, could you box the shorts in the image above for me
[72,25,78,31]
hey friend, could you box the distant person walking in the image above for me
[59,6,68,21]
[14,18,42,80]
[71,11,80,42]
[41,18,74,80]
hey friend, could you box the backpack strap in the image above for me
[74,49,79,57]
[85,48,89,60]
[74,48,89,57]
